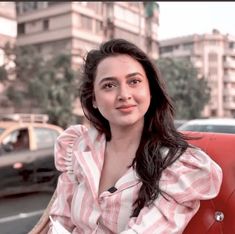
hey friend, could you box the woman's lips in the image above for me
[116,105,136,112]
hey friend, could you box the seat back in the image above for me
[183,132,235,234]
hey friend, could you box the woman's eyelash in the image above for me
[101,79,141,89]
[129,79,141,84]
[102,83,116,89]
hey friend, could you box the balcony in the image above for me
[224,101,235,109]
[224,74,235,82]
[16,27,72,46]
[225,49,235,57]
[224,88,235,96]
[224,60,235,69]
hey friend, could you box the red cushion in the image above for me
[182,131,235,234]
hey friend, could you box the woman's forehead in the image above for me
[95,54,146,79]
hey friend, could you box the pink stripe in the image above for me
[80,187,93,232]
[112,192,122,232]
[79,153,98,197]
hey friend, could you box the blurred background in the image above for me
[0,2,235,233]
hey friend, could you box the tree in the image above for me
[0,43,80,128]
[156,57,210,119]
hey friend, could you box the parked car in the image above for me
[178,118,235,134]
[0,113,63,197]
[174,119,188,128]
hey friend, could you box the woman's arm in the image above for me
[47,125,88,233]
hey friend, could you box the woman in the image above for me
[48,39,222,233]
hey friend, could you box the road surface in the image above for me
[0,192,53,234]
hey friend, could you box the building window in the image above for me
[208,66,218,76]
[208,52,218,62]
[229,42,235,49]
[95,20,102,33]
[209,40,218,46]
[22,2,37,13]
[160,46,173,54]
[43,19,49,30]
[182,42,193,51]
[80,15,93,31]
[17,23,25,35]
[86,2,102,13]
[48,2,62,7]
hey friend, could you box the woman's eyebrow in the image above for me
[98,72,144,85]
[98,77,116,85]
[126,72,144,78]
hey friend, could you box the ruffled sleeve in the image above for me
[121,147,223,234]
[48,125,88,233]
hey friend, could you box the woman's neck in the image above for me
[108,123,143,154]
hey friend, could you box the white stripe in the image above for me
[82,151,101,191]
[0,209,44,223]
[117,186,136,232]
[71,183,86,224]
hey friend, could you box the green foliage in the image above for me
[156,57,210,119]
[143,2,159,18]
[0,67,8,82]
[6,86,25,105]
[0,43,80,128]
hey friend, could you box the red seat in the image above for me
[183,131,235,234]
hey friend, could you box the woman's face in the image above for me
[93,54,151,129]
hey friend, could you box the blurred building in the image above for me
[159,29,235,118]
[0,2,17,112]
[15,2,159,69]
[15,2,159,117]
[0,2,16,64]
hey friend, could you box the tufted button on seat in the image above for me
[214,211,224,222]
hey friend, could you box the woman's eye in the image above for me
[102,83,116,89]
[129,79,141,85]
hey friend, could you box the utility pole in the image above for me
[103,2,114,41]
[143,1,159,58]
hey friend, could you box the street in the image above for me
[0,192,53,234]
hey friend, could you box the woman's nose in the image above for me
[117,85,131,101]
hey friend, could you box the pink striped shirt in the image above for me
[48,125,222,234]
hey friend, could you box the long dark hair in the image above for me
[79,38,191,217]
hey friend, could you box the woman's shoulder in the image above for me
[160,146,223,203]
[177,146,221,171]
[54,124,89,172]
[57,124,88,143]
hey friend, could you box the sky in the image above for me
[157,2,235,40]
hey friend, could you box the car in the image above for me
[178,118,235,134]
[0,113,63,197]
[174,119,188,128]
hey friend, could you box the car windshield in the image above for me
[179,124,235,134]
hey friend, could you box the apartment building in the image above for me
[0,2,17,112]
[16,2,159,67]
[15,2,159,117]
[159,29,235,118]
[0,2,16,63]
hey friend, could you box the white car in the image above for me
[178,118,235,134]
